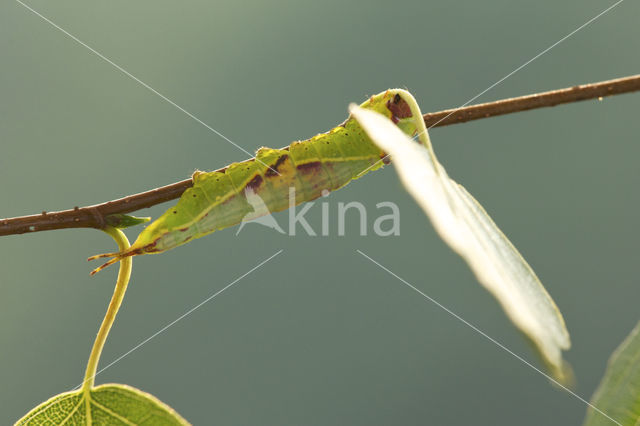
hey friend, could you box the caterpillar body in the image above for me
[89,90,419,274]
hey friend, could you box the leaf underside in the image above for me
[350,103,572,384]
[16,384,190,426]
[584,321,640,426]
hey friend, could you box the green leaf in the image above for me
[16,383,190,425]
[584,321,640,426]
[105,214,151,229]
[350,103,572,384]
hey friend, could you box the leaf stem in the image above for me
[385,89,441,175]
[82,226,132,394]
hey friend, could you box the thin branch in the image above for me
[422,74,640,127]
[2,74,639,237]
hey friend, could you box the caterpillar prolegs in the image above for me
[88,89,422,274]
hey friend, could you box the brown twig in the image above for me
[422,74,640,127]
[2,74,639,237]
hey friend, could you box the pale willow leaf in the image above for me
[350,104,571,383]
[584,321,640,426]
[16,383,190,425]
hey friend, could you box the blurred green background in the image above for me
[1,1,638,424]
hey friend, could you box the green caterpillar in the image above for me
[89,90,420,274]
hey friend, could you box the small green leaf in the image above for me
[105,214,151,229]
[584,321,640,426]
[16,384,190,425]
[350,102,572,384]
